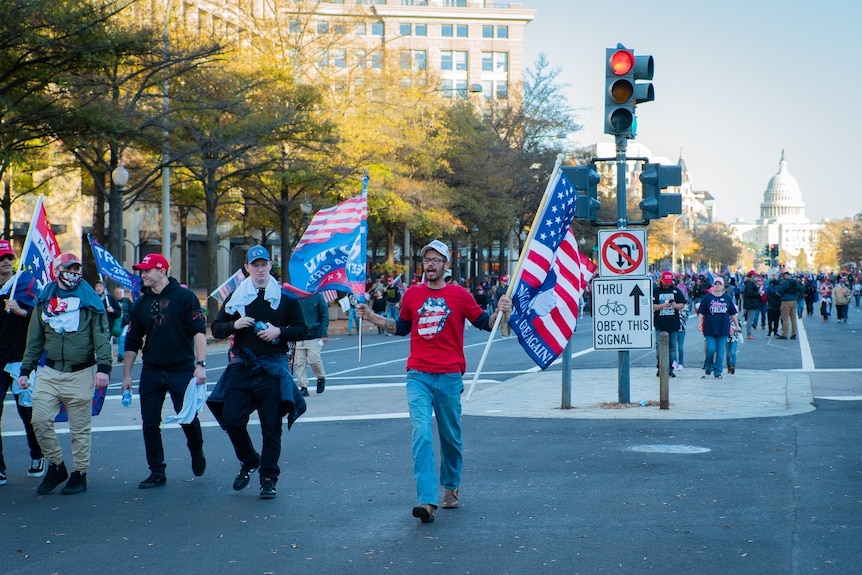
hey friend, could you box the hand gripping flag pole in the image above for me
[465,155,564,401]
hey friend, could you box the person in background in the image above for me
[356,240,513,524]
[675,276,689,371]
[346,293,358,336]
[121,253,208,490]
[652,271,686,377]
[371,288,387,334]
[765,277,782,337]
[18,253,112,495]
[495,276,511,337]
[0,240,45,485]
[832,276,852,324]
[113,287,133,362]
[741,270,761,339]
[696,276,739,379]
[776,270,799,339]
[294,292,329,396]
[819,276,833,321]
[473,284,489,312]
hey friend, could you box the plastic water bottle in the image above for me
[254,321,280,344]
[19,386,32,407]
[122,388,132,408]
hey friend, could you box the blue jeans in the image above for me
[139,365,203,474]
[677,330,686,366]
[704,336,726,377]
[654,330,679,370]
[744,308,760,336]
[406,369,463,507]
[726,338,738,369]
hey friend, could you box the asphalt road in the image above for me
[1,305,860,574]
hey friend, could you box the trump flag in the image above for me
[18,196,61,292]
[289,175,368,297]
[508,167,597,370]
[87,235,142,298]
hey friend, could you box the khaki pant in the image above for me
[31,365,96,472]
[780,300,797,338]
[294,339,325,390]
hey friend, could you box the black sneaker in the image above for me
[37,461,68,495]
[233,461,260,491]
[260,478,277,499]
[191,449,206,477]
[28,457,46,478]
[61,470,87,495]
[138,473,167,489]
[316,377,326,394]
[300,387,310,397]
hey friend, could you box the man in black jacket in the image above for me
[210,246,307,499]
[121,254,208,489]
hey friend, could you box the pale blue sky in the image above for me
[522,0,856,224]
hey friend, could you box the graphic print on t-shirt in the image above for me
[417,296,450,340]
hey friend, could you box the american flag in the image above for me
[508,168,597,370]
[289,175,368,297]
[209,269,247,304]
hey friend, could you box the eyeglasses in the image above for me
[0,255,13,262]
[422,257,445,265]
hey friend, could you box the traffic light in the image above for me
[604,45,654,138]
[763,244,770,257]
[639,163,682,220]
[770,244,779,258]
[561,165,601,221]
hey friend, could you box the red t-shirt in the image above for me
[400,283,485,375]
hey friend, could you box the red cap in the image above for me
[747,270,756,276]
[0,240,13,258]
[133,253,169,271]
[660,271,674,284]
[52,252,81,273]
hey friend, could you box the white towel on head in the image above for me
[164,378,207,424]
[224,276,282,317]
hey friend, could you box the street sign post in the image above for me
[592,277,654,350]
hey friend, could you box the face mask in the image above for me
[58,270,82,289]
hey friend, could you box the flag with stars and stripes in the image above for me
[289,175,368,297]
[508,167,597,370]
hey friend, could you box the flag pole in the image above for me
[466,155,564,401]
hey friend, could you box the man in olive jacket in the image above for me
[17,253,112,495]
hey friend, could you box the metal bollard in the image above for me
[658,331,670,410]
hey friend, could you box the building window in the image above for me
[442,24,453,37]
[454,50,468,71]
[371,22,384,36]
[355,49,367,68]
[371,49,383,69]
[456,24,468,38]
[317,21,329,34]
[289,20,301,34]
[401,49,427,71]
[496,80,508,99]
[441,51,453,71]
[496,25,509,39]
[483,51,508,72]
[415,23,427,36]
[333,48,347,68]
[355,22,366,35]
[317,48,329,68]
[482,25,493,39]
[400,23,412,36]
[440,79,469,99]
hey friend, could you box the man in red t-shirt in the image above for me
[357,239,512,524]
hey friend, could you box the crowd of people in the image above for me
[649,267,860,379]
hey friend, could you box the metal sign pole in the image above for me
[615,134,631,404]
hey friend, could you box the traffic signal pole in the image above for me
[615,134,631,403]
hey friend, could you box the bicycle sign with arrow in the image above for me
[591,277,654,350]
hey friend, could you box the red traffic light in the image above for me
[609,50,634,76]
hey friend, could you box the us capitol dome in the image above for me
[757,149,808,224]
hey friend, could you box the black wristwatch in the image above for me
[196,360,207,368]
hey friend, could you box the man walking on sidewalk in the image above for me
[776,270,799,339]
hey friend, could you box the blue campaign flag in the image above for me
[87,236,142,298]
[289,176,368,298]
